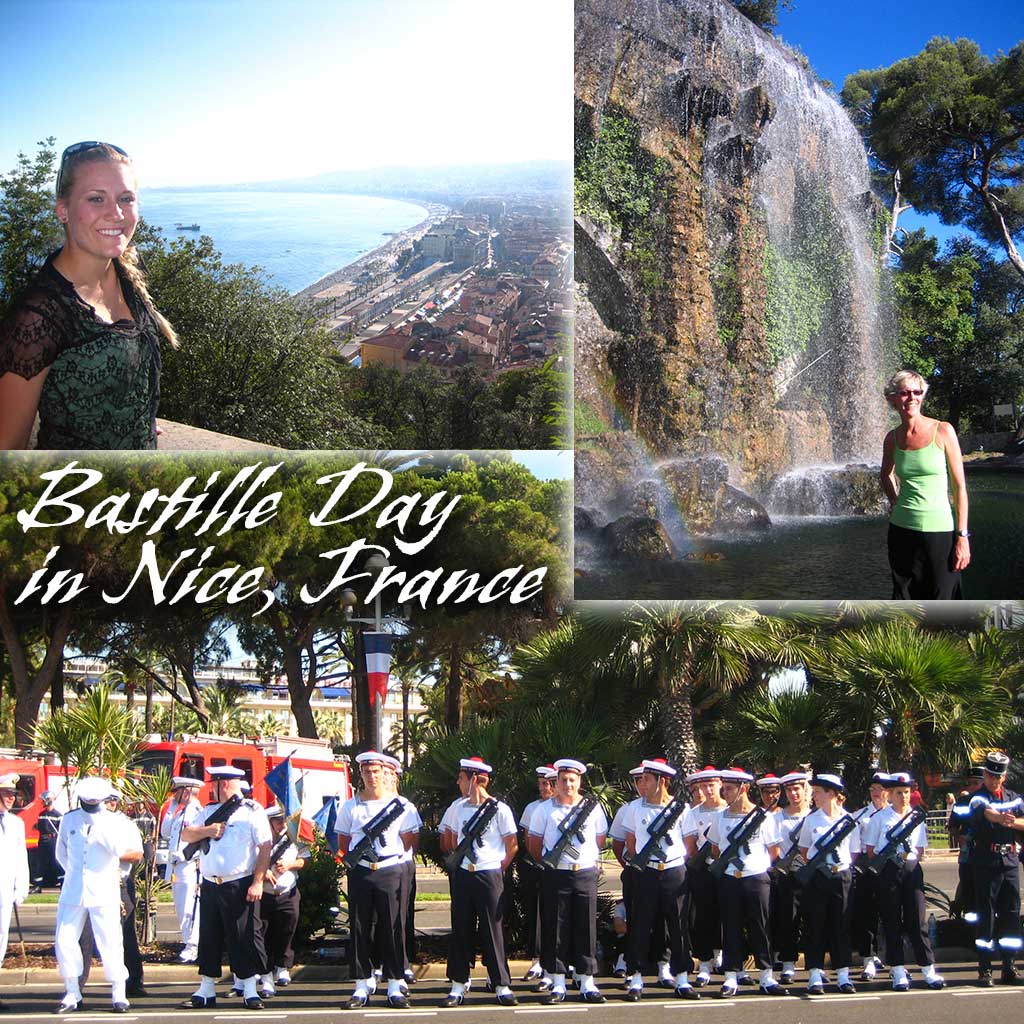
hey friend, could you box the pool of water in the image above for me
[574,470,1023,600]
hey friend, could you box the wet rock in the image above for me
[716,483,772,532]
[575,434,647,511]
[574,506,600,533]
[765,463,887,516]
[628,479,662,520]
[599,515,676,561]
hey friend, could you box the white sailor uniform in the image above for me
[161,795,204,956]
[0,808,29,972]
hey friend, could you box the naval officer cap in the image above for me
[984,752,1010,776]
[266,805,286,819]
[536,764,558,779]
[207,765,246,779]
[685,765,721,784]
[554,758,587,774]
[173,776,203,788]
[459,756,493,775]
[78,776,115,803]
[779,771,809,785]
[642,758,677,777]
[810,772,845,792]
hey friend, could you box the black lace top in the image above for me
[0,252,161,449]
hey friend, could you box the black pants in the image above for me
[121,874,143,985]
[35,839,61,887]
[888,524,963,599]
[540,867,598,977]
[687,862,721,961]
[627,866,690,976]
[851,856,880,958]
[197,876,267,980]
[878,861,934,966]
[718,872,772,972]
[518,860,544,959]
[260,887,300,971]
[972,859,1021,966]
[350,863,405,981]
[447,869,511,987]
[771,869,802,962]
[802,869,853,970]
[404,860,417,966]
[955,858,976,920]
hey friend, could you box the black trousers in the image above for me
[404,860,417,966]
[972,859,1021,966]
[955,859,976,919]
[802,869,853,970]
[627,866,690,976]
[851,855,880,958]
[518,860,544,959]
[197,876,267,980]
[878,861,934,966]
[771,869,802,962]
[718,872,772,972]
[447,869,512,987]
[260,887,300,970]
[888,524,963,599]
[687,861,721,961]
[350,863,405,982]
[121,874,143,985]
[540,867,598,977]
[34,839,61,887]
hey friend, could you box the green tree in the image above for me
[730,0,793,31]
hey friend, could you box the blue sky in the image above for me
[777,0,1023,249]
[0,0,571,187]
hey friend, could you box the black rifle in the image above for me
[541,795,599,870]
[684,814,717,870]
[181,795,244,861]
[268,831,292,870]
[709,807,767,880]
[628,797,688,871]
[866,806,928,874]
[773,813,812,875]
[795,813,859,885]
[444,798,500,873]
[341,797,407,870]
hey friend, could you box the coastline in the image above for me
[291,201,448,301]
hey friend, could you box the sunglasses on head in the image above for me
[56,141,129,195]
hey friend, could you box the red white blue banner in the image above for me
[364,631,393,707]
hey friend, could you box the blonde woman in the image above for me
[880,370,969,598]
[0,142,177,449]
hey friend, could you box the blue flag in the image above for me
[312,797,340,853]
[264,756,304,843]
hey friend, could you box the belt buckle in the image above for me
[212,876,223,885]
[733,869,742,879]
[468,863,477,873]
[657,862,666,872]
[371,862,379,871]
[831,865,840,874]
[572,864,581,872]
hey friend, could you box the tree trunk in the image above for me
[144,676,154,733]
[51,664,65,713]
[282,644,317,739]
[445,639,463,732]
[659,676,698,775]
[402,684,410,768]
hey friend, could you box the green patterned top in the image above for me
[890,425,954,532]
[0,252,161,449]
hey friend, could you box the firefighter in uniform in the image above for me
[54,776,144,1014]
[0,773,30,1012]
[179,765,272,1011]
[336,751,421,1010]
[863,772,944,990]
[519,765,556,985]
[773,770,811,984]
[439,756,518,1007]
[951,751,1024,985]
[623,758,697,1001]
[161,777,205,962]
[947,766,984,925]
[33,790,62,891]
[259,806,307,998]
[528,757,609,1005]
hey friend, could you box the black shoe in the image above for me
[838,982,856,994]
[387,994,410,1009]
[345,995,368,1010]
[230,989,244,998]
[718,984,737,999]
[111,1004,130,1014]
[582,990,606,1004]
[692,975,710,988]
[54,1003,79,1015]
[542,989,566,1005]
[441,994,463,1008]
[180,996,216,1009]
[496,993,518,1007]
[243,997,264,1011]
[760,984,789,996]
[125,984,147,998]
[675,986,700,1000]
[736,975,755,986]
[404,970,416,985]
[978,970,994,987]
[657,977,674,989]
[0,1002,9,1013]
[625,987,642,1002]
[806,984,824,996]
[1001,966,1021,985]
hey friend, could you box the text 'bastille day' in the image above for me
[12,461,548,616]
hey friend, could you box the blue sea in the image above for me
[138,190,428,294]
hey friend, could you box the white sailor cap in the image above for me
[629,764,646,777]
[0,773,20,790]
[459,756,493,774]
[756,773,783,788]
[173,776,203,788]
[355,750,388,766]
[779,771,809,786]
[207,765,246,779]
[554,758,587,774]
[536,764,557,779]
[382,754,402,772]
[719,767,754,784]
[78,776,115,803]
[240,781,252,793]
[685,765,722,784]
[870,770,891,786]
[884,772,914,788]
[266,805,286,819]
[642,758,677,777]
[810,772,845,792]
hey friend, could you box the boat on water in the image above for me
[175,223,200,231]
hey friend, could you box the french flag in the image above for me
[364,632,393,707]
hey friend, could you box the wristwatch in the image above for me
[956,530,970,538]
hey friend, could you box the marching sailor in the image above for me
[54,776,144,1014]
[608,765,647,980]
[161,776,205,963]
[797,773,859,996]
[519,765,556,985]
[681,766,726,987]
[259,807,307,998]
[756,773,783,817]
[623,758,697,1001]
[772,770,811,984]
[951,751,1024,985]
[439,756,518,1007]
[528,757,609,1005]
[708,767,785,998]
[863,772,944,990]
[385,753,421,991]
[336,751,421,1010]
[179,765,272,1011]
[0,773,30,1012]
[851,771,889,980]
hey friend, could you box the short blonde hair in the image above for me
[883,370,928,404]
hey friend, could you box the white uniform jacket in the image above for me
[56,808,143,909]
[0,812,30,905]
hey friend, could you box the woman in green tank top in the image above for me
[879,370,969,599]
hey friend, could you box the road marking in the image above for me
[215,1017,288,1020]
[513,1010,589,1015]
[952,988,1021,996]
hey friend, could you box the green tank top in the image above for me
[890,425,954,532]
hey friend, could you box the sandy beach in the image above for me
[291,201,448,301]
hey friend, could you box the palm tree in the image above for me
[201,684,251,737]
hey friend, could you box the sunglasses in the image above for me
[897,389,924,398]
[56,141,129,195]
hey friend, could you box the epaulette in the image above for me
[244,799,259,809]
